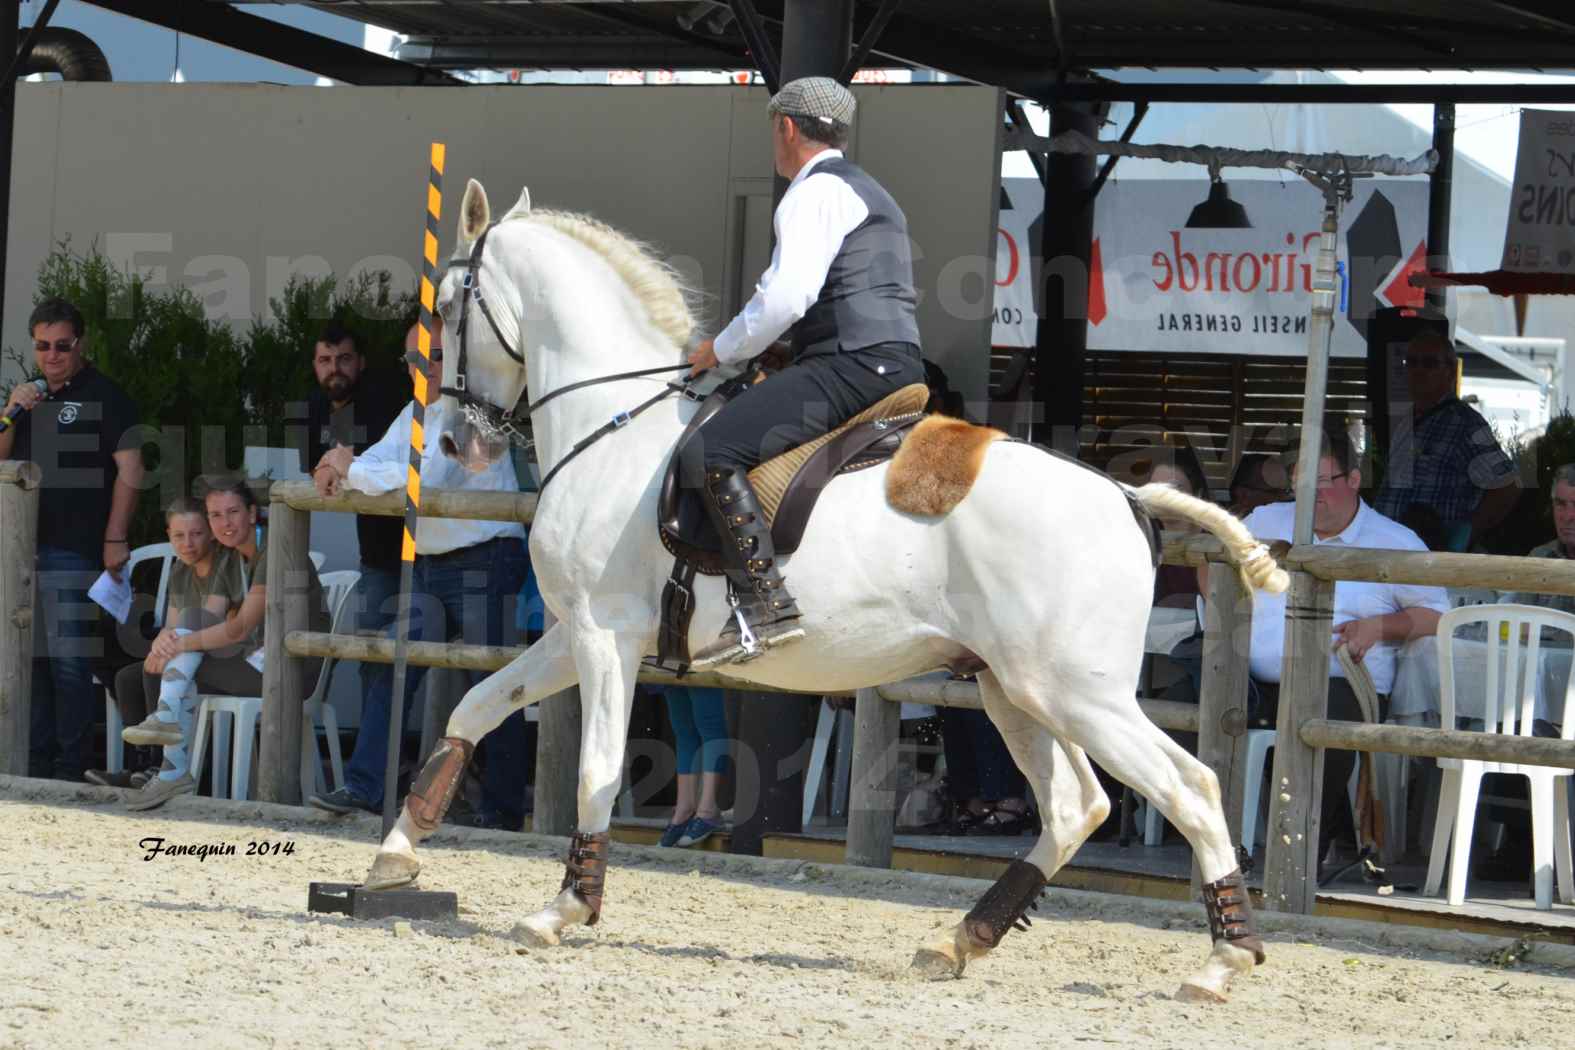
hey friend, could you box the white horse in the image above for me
[365,178,1289,1002]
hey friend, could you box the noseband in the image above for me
[441,221,694,491]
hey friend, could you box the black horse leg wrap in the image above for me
[964,859,1048,949]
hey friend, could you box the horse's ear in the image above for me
[512,186,532,216]
[458,179,491,245]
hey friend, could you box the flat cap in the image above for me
[768,76,856,127]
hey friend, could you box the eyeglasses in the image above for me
[405,351,444,366]
[1313,471,1349,488]
[1403,355,1450,370]
[33,337,79,354]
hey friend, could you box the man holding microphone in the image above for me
[0,298,142,781]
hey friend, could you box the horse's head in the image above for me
[434,178,533,472]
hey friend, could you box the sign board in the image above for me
[994,177,1429,357]
[1502,107,1575,274]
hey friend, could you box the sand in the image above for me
[1,776,1570,1049]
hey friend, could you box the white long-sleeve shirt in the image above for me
[712,149,869,365]
[346,400,527,556]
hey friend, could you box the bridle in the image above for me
[441,221,696,492]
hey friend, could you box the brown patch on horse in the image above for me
[886,415,1006,517]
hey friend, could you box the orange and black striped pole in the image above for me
[381,142,446,837]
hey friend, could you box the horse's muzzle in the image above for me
[439,414,511,473]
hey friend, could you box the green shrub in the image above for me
[4,240,416,547]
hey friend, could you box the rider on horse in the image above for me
[684,76,926,669]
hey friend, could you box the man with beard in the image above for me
[302,321,410,656]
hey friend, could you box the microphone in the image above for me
[0,379,49,433]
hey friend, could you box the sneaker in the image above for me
[84,769,138,789]
[308,786,379,816]
[658,821,690,848]
[126,773,195,812]
[130,767,160,789]
[675,815,725,848]
[122,716,182,747]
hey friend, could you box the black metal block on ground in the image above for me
[307,882,458,921]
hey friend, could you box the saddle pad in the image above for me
[749,382,930,525]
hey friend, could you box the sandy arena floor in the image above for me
[1,776,1571,1049]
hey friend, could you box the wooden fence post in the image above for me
[846,686,899,868]
[532,609,580,835]
[1193,560,1254,890]
[0,462,40,775]
[260,495,310,804]
[533,686,581,835]
[1262,571,1333,913]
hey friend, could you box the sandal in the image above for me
[966,805,1037,837]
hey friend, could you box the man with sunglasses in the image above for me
[1373,330,1519,551]
[303,321,410,684]
[0,298,143,781]
[1203,423,1447,882]
[309,321,531,831]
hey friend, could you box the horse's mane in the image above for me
[501,205,697,349]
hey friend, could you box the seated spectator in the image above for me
[1202,425,1447,879]
[1228,452,1289,517]
[1144,439,1210,610]
[129,478,329,810]
[1397,502,1448,553]
[1373,330,1519,551]
[84,499,233,791]
[1500,462,1575,622]
[936,706,1035,836]
[659,686,730,848]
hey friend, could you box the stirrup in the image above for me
[689,618,806,671]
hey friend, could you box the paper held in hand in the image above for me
[88,570,132,625]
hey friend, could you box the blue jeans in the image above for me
[352,563,402,698]
[343,538,528,819]
[30,546,103,780]
[666,686,730,775]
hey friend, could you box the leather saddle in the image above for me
[658,380,932,576]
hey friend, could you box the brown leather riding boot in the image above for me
[690,466,805,670]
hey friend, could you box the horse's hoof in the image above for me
[364,850,420,891]
[910,948,964,981]
[1174,982,1228,1004]
[512,919,560,948]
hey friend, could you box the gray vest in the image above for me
[790,157,922,357]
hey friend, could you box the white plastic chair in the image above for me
[1423,604,1575,910]
[102,543,176,774]
[188,569,359,803]
[299,570,361,799]
[802,699,854,826]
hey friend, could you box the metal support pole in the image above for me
[1290,179,1344,545]
[1032,96,1105,454]
[1425,103,1455,314]
[730,0,852,857]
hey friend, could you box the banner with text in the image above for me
[993,177,1429,357]
[1502,108,1575,274]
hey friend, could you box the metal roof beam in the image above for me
[397,36,746,70]
[1044,81,1575,104]
[80,0,463,85]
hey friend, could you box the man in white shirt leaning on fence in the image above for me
[1201,424,1448,880]
[305,322,533,830]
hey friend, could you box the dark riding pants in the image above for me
[682,342,925,479]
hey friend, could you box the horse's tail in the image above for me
[1131,483,1290,595]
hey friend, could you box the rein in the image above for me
[440,221,698,493]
